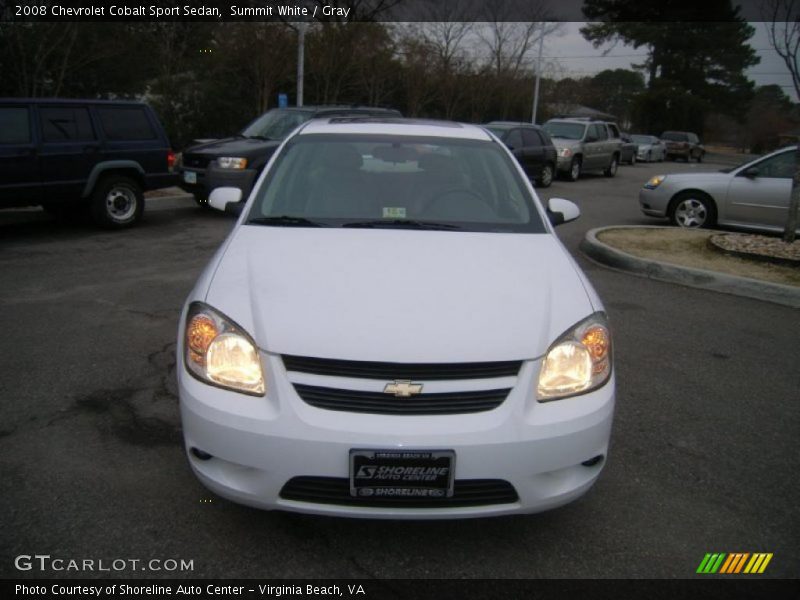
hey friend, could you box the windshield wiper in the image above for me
[342,219,461,230]
[248,215,328,227]
[245,134,270,140]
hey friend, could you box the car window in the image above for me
[755,151,795,179]
[96,106,157,141]
[607,124,620,138]
[543,122,586,141]
[631,135,652,144]
[505,129,523,149]
[40,106,95,142]
[241,109,312,140]
[0,107,31,144]
[590,124,608,141]
[521,128,540,147]
[661,132,687,142]
[248,134,545,233]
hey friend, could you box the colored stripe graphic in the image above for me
[698,552,773,574]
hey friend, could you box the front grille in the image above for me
[183,154,211,169]
[294,384,509,415]
[279,477,519,508]
[282,355,522,381]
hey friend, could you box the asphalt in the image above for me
[0,157,798,580]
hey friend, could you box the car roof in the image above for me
[298,118,494,141]
[485,121,543,130]
[0,97,147,106]
[277,105,400,115]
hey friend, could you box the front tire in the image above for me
[537,163,554,188]
[90,176,144,229]
[604,155,618,177]
[669,192,716,229]
[567,157,582,182]
[696,151,703,163]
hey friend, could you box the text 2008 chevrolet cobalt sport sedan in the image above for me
[177,118,615,518]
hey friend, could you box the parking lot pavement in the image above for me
[1,162,798,579]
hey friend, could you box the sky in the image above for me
[540,23,797,102]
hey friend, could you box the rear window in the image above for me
[97,106,157,141]
[40,107,95,142]
[0,107,31,144]
[247,134,545,233]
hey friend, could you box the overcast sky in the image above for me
[541,23,797,102]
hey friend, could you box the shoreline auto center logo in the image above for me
[696,553,773,574]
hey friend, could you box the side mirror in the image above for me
[743,167,759,178]
[208,187,243,214]
[547,197,580,226]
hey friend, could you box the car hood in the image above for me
[549,138,582,151]
[185,136,281,158]
[659,171,733,185]
[204,227,596,363]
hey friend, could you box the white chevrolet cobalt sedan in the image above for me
[177,118,615,518]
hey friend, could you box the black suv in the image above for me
[180,105,402,204]
[0,98,176,228]
[484,121,558,188]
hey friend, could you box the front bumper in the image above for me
[178,167,208,199]
[178,352,615,519]
[555,155,574,173]
[205,163,259,200]
[639,188,669,217]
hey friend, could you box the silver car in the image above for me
[542,119,623,181]
[632,135,666,162]
[639,145,798,232]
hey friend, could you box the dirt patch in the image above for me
[597,227,800,287]
[710,233,800,264]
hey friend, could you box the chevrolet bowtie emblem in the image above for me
[384,380,423,397]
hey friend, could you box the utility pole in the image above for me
[531,23,545,124]
[296,22,306,107]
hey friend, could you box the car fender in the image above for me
[82,161,145,197]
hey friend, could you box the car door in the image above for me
[724,150,795,228]
[520,127,545,177]
[584,124,607,169]
[38,104,102,201]
[0,104,40,206]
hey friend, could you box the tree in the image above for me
[581,2,760,133]
[763,0,800,242]
[590,69,645,128]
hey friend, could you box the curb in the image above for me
[580,226,800,309]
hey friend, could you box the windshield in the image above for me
[240,109,312,140]
[485,126,509,139]
[542,122,585,140]
[661,132,687,142]
[246,134,546,233]
[631,135,654,144]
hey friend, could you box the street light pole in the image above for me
[531,23,545,124]
[296,22,306,107]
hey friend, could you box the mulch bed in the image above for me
[709,233,800,266]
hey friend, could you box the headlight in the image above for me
[184,302,265,396]
[558,147,573,158]
[217,157,248,170]
[537,312,612,401]
[644,175,665,190]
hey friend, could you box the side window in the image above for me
[757,152,795,179]
[591,124,608,141]
[689,133,698,144]
[521,128,540,147]
[607,124,620,138]
[505,129,523,149]
[0,107,31,144]
[40,107,95,142]
[96,106,157,141]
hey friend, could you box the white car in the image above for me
[177,119,615,518]
[631,135,666,162]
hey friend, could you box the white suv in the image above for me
[177,118,615,518]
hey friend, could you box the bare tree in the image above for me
[764,0,800,242]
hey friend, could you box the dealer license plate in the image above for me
[183,170,197,184]
[349,449,455,498]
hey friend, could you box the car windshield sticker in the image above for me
[383,207,406,219]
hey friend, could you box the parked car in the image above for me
[661,131,705,162]
[631,135,666,162]
[639,145,798,232]
[542,118,623,181]
[179,105,402,205]
[178,118,615,518]
[620,133,638,165]
[484,121,557,187]
[0,98,176,228]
